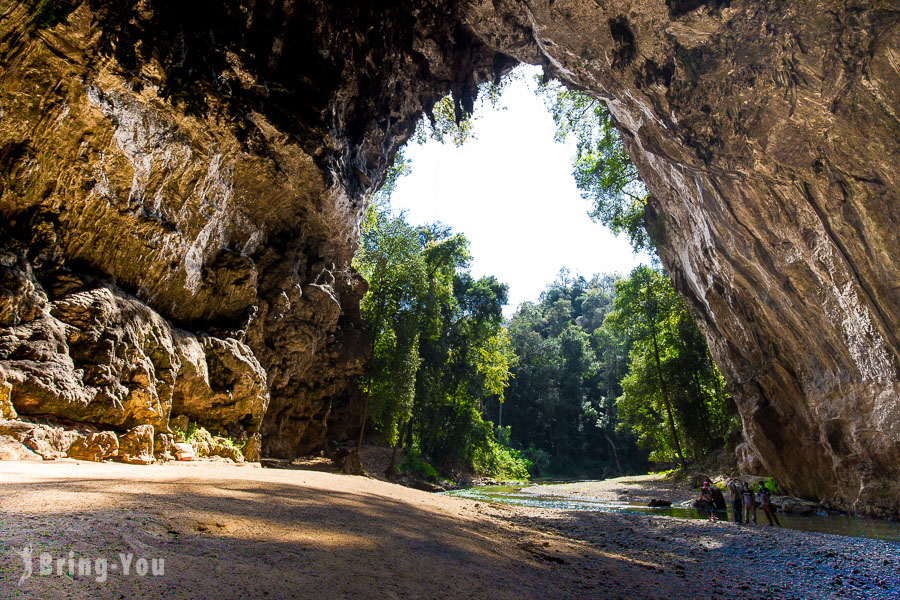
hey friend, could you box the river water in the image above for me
[444,484,900,543]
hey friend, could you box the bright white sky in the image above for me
[390,66,650,316]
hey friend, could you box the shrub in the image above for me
[521,446,551,478]
[401,448,440,482]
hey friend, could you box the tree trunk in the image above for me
[403,417,414,449]
[647,284,686,471]
[357,300,386,454]
[603,428,623,476]
[692,370,714,447]
[385,419,404,478]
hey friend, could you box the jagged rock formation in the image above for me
[0,1,897,515]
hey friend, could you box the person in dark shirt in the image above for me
[757,483,781,526]
[699,481,717,522]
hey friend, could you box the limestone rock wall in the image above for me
[1,0,898,514]
[0,1,372,452]
[464,0,899,515]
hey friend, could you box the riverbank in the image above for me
[1,461,897,599]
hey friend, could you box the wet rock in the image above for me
[648,499,672,507]
[773,496,820,515]
[408,480,445,493]
[67,431,119,461]
[117,424,155,464]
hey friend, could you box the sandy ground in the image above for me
[1,462,898,600]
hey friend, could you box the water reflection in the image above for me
[443,485,900,543]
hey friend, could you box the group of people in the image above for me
[698,479,781,526]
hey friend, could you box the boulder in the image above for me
[773,496,819,515]
[188,427,216,457]
[332,448,365,476]
[21,424,80,459]
[0,381,16,419]
[67,431,119,461]
[241,433,262,462]
[210,440,244,463]
[0,434,42,461]
[0,419,38,442]
[169,415,190,441]
[118,425,155,465]
[171,336,269,442]
[154,432,177,461]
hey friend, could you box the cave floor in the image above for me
[1,461,897,599]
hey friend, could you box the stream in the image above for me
[444,483,900,543]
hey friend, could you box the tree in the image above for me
[540,82,653,252]
[503,274,645,477]
[353,200,428,455]
[606,266,686,469]
[606,266,737,467]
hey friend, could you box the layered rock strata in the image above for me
[0,1,897,514]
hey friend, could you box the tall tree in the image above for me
[353,200,428,454]
[605,266,686,469]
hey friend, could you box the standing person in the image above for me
[700,480,717,522]
[757,483,781,527]
[742,481,757,525]
[728,479,743,524]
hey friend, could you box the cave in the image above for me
[0,1,898,516]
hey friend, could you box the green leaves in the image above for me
[538,80,653,253]
[355,191,522,476]
[607,265,737,463]
[355,200,429,445]
[475,330,517,402]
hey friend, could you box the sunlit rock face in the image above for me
[471,0,899,516]
[1,1,897,514]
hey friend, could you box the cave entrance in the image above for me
[355,65,738,482]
